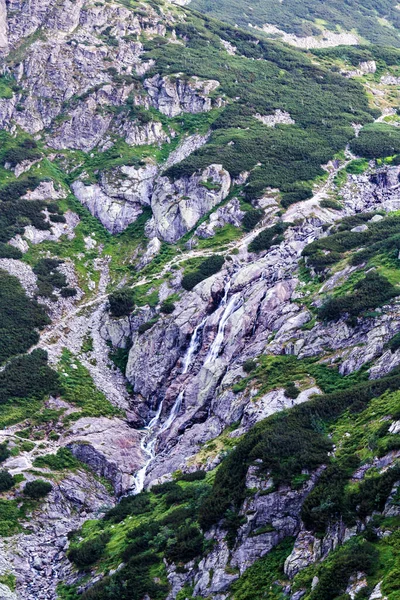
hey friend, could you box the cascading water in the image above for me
[132,315,208,493]
[205,290,243,365]
[132,279,242,493]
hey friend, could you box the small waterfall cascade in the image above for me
[205,288,243,365]
[132,315,208,493]
[132,279,242,493]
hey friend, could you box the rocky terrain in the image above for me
[0,0,399,599]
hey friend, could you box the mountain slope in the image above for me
[189,0,400,47]
[0,0,399,599]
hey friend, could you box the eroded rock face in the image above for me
[0,470,114,600]
[149,164,231,242]
[144,74,220,117]
[65,417,144,495]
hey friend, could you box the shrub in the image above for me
[243,359,257,373]
[242,209,264,231]
[3,145,41,167]
[182,255,224,290]
[109,288,134,317]
[0,349,60,405]
[0,471,14,492]
[248,222,288,253]
[0,443,10,463]
[318,272,397,321]
[350,123,400,159]
[177,470,206,482]
[23,479,52,499]
[68,532,111,568]
[60,287,77,298]
[160,299,175,314]
[285,382,300,399]
[33,448,80,471]
[0,271,50,363]
[49,214,66,223]
[165,524,204,562]
[320,199,342,210]
[0,243,22,259]
[104,492,151,523]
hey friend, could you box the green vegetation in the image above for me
[182,255,225,290]
[0,499,23,536]
[191,0,400,46]
[0,349,60,416]
[63,478,211,600]
[33,448,81,471]
[229,538,294,600]
[199,369,400,530]
[0,471,15,493]
[59,350,121,418]
[0,443,10,464]
[309,538,378,600]
[108,288,135,317]
[33,258,69,299]
[0,270,50,363]
[248,222,289,253]
[145,19,374,201]
[68,533,112,569]
[23,479,52,499]
[350,123,400,159]
[302,212,400,274]
[242,209,264,232]
[318,271,398,321]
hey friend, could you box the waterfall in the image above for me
[205,290,243,364]
[132,399,165,494]
[132,314,208,493]
[133,280,241,493]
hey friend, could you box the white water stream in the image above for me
[205,288,243,365]
[132,315,208,493]
[133,280,243,493]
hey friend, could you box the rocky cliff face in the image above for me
[0,0,399,599]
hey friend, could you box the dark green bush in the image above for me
[0,443,10,463]
[177,470,206,482]
[160,299,175,314]
[350,123,400,159]
[182,255,224,290]
[309,539,378,600]
[23,479,52,499]
[0,271,50,364]
[284,382,300,399]
[318,272,397,321]
[109,288,134,317]
[0,243,22,259]
[60,287,77,298]
[243,359,257,373]
[104,492,151,523]
[165,524,204,562]
[0,471,14,492]
[242,209,264,232]
[248,222,289,253]
[3,146,41,167]
[68,532,111,568]
[33,258,68,299]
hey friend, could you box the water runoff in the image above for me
[133,281,243,493]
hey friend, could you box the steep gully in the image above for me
[129,152,357,491]
[133,280,243,492]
